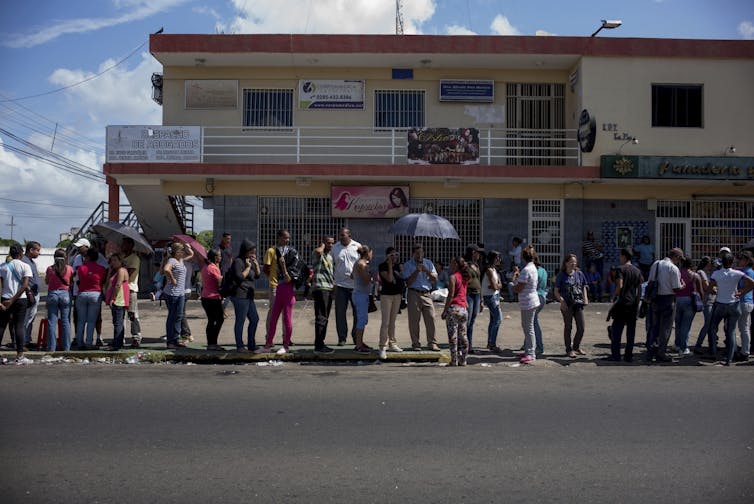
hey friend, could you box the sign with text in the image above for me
[439,80,494,102]
[601,155,754,180]
[106,126,201,163]
[331,186,410,218]
[299,80,365,109]
[407,128,480,165]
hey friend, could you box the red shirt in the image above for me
[449,271,468,308]
[46,265,73,291]
[201,263,222,300]
[77,262,106,293]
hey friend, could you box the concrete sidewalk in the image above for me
[2,294,724,366]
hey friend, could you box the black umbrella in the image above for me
[93,221,154,255]
[389,213,460,240]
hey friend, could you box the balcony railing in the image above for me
[200,126,581,166]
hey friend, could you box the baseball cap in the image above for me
[719,246,731,254]
[669,247,685,259]
[73,238,91,248]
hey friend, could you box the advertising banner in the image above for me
[106,126,201,163]
[331,186,410,218]
[407,128,480,165]
[299,80,365,109]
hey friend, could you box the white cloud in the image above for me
[490,15,520,36]
[536,30,556,36]
[446,25,477,35]
[226,0,435,34]
[739,21,754,39]
[3,0,187,48]
[48,52,162,127]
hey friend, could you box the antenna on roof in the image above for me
[396,0,405,35]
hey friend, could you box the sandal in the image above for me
[207,345,225,351]
[355,345,372,354]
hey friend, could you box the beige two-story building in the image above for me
[104,33,754,282]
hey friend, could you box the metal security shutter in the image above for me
[528,199,563,279]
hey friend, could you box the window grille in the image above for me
[528,199,563,280]
[243,89,294,128]
[257,197,345,261]
[690,200,754,259]
[505,83,566,166]
[656,201,690,219]
[652,84,703,128]
[374,90,425,129]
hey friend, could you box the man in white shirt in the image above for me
[331,227,361,346]
[0,244,32,359]
[647,247,684,362]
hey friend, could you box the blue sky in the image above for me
[1,0,753,246]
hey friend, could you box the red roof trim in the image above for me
[104,162,600,179]
[150,34,754,59]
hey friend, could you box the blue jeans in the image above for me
[521,307,537,359]
[709,301,741,363]
[111,305,126,349]
[335,287,356,344]
[46,289,71,351]
[231,296,260,349]
[164,294,185,344]
[673,296,695,351]
[75,291,101,346]
[739,302,753,356]
[482,292,501,347]
[693,304,713,350]
[649,295,675,357]
[466,292,481,347]
[533,294,545,354]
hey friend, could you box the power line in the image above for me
[0,38,148,103]
[2,143,104,182]
[0,196,93,208]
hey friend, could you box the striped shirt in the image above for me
[311,251,334,291]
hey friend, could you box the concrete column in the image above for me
[107,176,119,222]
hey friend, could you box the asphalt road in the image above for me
[1,364,753,503]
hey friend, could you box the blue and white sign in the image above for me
[299,80,365,109]
[439,80,494,103]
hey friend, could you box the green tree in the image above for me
[196,230,214,251]
[56,239,73,249]
[0,237,20,247]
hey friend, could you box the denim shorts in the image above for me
[353,292,369,329]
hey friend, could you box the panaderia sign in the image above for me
[600,155,754,180]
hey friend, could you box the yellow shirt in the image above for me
[123,253,140,292]
[264,247,279,288]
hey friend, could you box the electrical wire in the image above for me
[0,196,94,208]
[0,38,148,103]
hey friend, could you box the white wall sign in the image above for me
[299,80,365,109]
[185,80,238,109]
[106,126,201,163]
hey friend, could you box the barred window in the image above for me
[652,84,703,128]
[243,89,294,127]
[374,90,425,129]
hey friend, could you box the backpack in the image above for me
[219,267,239,298]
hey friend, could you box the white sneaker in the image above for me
[388,344,403,352]
[681,348,692,356]
[379,348,388,360]
[275,347,288,356]
[15,356,33,365]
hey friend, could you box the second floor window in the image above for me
[652,84,703,128]
[374,90,425,129]
[243,89,293,127]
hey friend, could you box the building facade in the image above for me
[104,34,754,285]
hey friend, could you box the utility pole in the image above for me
[7,215,16,241]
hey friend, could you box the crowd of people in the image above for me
[1,227,753,367]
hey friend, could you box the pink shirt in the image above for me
[449,271,468,308]
[46,265,73,291]
[201,263,222,299]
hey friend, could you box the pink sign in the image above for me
[331,186,410,218]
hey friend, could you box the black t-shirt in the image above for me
[616,263,643,307]
[378,260,404,296]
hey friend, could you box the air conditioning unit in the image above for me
[151,72,163,105]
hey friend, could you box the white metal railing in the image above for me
[200,126,580,166]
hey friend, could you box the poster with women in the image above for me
[407,128,480,165]
[331,186,409,218]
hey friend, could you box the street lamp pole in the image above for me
[591,19,623,37]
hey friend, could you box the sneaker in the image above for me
[131,339,141,348]
[166,342,186,349]
[411,346,422,351]
[680,348,692,356]
[275,347,288,356]
[428,344,441,351]
[236,347,251,353]
[520,355,535,364]
[355,346,372,354]
[337,340,346,347]
[15,356,33,365]
[95,339,105,348]
[314,346,335,354]
[379,348,388,360]
[387,344,403,352]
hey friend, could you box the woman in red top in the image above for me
[75,248,106,349]
[201,248,225,351]
[441,256,471,366]
[45,249,74,351]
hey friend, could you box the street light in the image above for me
[591,19,622,37]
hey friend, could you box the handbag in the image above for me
[368,295,378,313]
[643,261,659,304]
[692,291,704,313]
